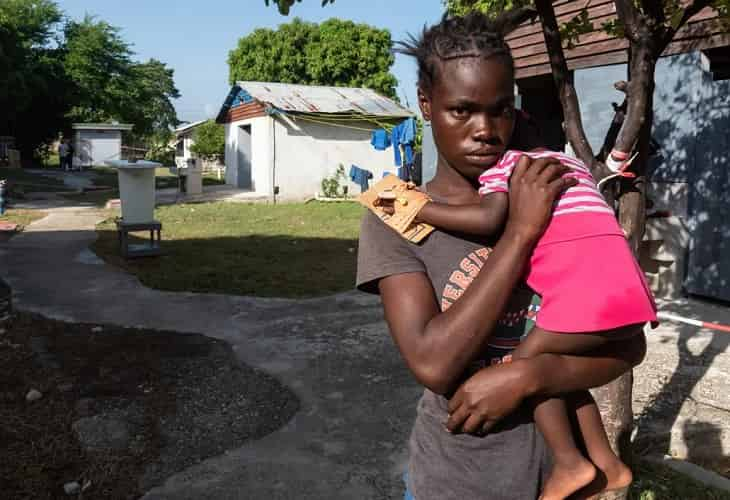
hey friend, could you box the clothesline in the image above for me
[288,113,378,132]
[276,109,400,132]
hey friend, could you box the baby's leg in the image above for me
[570,392,633,498]
[512,326,636,500]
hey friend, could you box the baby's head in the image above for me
[397,13,518,181]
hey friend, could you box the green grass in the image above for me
[0,167,70,193]
[0,209,47,228]
[630,461,730,499]
[87,166,119,187]
[43,152,60,168]
[92,201,364,297]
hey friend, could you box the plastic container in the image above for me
[185,158,203,195]
[105,160,161,224]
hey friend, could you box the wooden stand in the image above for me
[116,220,163,258]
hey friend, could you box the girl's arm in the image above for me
[416,193,508,236]
[445,328,646,434]
[379,157,574,395]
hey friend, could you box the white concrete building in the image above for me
[215,82,414,201]
[172,120,206,168]
[72,123,133,167]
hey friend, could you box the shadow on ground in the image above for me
[92,231,359,298]
[634,299,730,478]
[0,313,300,499]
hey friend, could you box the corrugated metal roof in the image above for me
[72,123,133,131]
[174,119,206,137]
[233,81,413,117]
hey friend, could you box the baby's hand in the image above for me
[374,183,418,215]
[374,190,396,215]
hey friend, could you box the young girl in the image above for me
[387,12,658,500]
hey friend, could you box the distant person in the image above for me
[65,139,76,171]
[58,139,69,171]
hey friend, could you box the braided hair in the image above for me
[396,12,517,94]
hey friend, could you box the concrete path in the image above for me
[2,203,730,498]
[634,298,730,462]
[0,205,420,499]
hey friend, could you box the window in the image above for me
[702,46,730,81]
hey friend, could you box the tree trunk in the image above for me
[592,47,656,500]
[531,2,673,497]
[591,371,635,500]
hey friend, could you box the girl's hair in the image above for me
[396,12,516,93]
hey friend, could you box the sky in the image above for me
[58,0,447,124]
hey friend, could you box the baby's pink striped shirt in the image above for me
[479,149,624,245]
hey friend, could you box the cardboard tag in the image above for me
[357,174,435,244]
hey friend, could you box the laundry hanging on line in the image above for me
[349,164,373,192]
[371,129,391,150]
[391,117,417,169]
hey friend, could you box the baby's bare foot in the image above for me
[540,455,596,500]
[573,459,632,499]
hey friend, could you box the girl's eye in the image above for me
[451,107,469,118]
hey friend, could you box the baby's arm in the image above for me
[416,192,508,236]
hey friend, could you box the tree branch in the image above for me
[611,0,656,158]
[659,0,713,54]
[534,0,595,170]
[641,0,665,28]
[614,0,642,42]
[497,5,539,35]
[597,97,627,162]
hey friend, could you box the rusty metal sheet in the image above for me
[235,81,413,117]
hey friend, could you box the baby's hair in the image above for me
[396,11,518,93]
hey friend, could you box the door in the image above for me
[685,67,730,301]
[87,130,120,165]
[237,125,252,189]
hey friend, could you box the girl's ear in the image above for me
[417,88,432,121]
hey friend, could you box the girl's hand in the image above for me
[503,155,577,244]
[446,360,533,435]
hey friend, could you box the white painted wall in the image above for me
[175,133,196,168]
[176,134,194,160]
[272,116,397,201]
[73,129,123,167]
[223,114,407,200]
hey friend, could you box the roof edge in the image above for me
[72,123,133,131]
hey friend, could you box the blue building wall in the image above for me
[573,52,705,183]
[573,52,730,300]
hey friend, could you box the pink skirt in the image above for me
[527,234,657,333]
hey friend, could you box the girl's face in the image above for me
[419,56,516,183]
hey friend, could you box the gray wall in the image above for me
[573,52,730,301]
[573,52,711,184]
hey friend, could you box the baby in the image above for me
[383,148,657,499]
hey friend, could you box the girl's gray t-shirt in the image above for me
[356,211,550,500]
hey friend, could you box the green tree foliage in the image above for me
[265,0,335,16]
[0,2,180,162]
[228,17,398,99]
[63,16,133,124]
[445,0,526,16]
[0,0,70,162]
[444,0,730,41]
[63,16,180,139]
[123,59,181,138]
[189,120,225,160]
[145,128,175,166]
